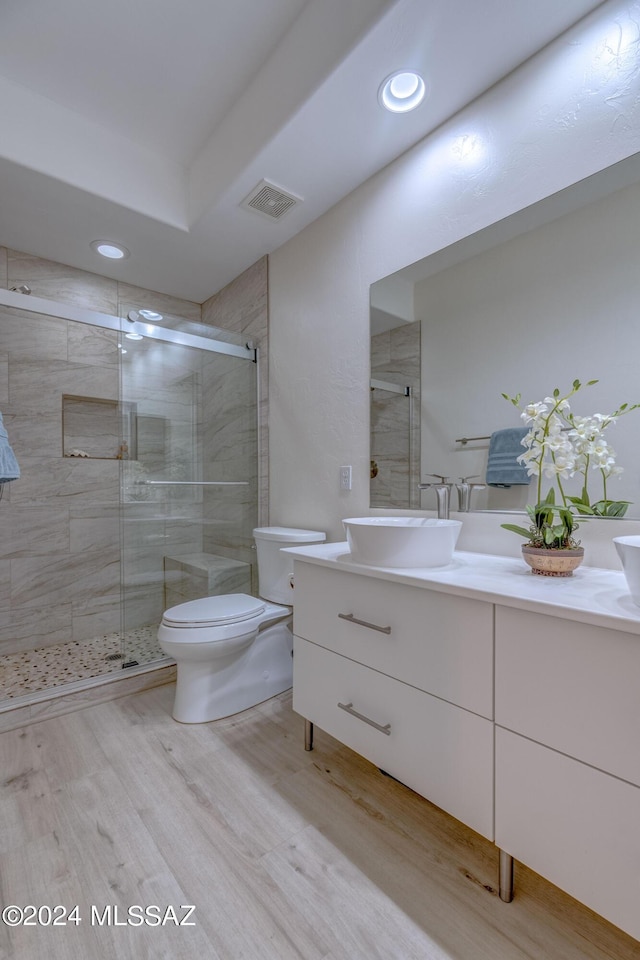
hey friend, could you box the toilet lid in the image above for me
[162,594,265,628]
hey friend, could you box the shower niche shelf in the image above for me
[62,394,122,460]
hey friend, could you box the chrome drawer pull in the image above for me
[338,612,391,635]
[337,701,391,736]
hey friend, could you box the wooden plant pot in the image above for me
[521,544,585,577]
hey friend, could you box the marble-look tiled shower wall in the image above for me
[0,246,203,654]
[0,304,121,656]
[3,248,203,322]
[370,323,421,509]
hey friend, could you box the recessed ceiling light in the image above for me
[90,240,130,260]
[379,70,426,113]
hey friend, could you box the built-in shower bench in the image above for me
[163,552,251,607]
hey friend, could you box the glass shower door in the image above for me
[370,378,418,509]
[118,317,258,668]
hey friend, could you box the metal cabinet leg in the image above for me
[499,849,514,902]
[304,719,314,751]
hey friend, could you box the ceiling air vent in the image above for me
[241,180,301,222]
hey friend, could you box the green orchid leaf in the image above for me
[592,500,631,517]
[501,523,535,539]
[608,502,630,517]
[567,495,592,511]
[570,503,595,515]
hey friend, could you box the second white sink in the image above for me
[343,516,462,568]
[613,535,640,606]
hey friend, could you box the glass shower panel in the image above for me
[370,380,418,509]
[0,301,122,702]
[118,321,257,667]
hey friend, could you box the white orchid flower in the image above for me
[544,397,571,413]
[543,454,575,479]
[545,414,565,437]
[569,417,592,438]
[544,433,570,452]
[517,447,540,466]
[522,460,541,476]
[604,464,624,479]
[521,402,548,423]
[504,382,636,522]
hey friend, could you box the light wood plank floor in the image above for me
[0,683,637,960]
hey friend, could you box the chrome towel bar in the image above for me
[134,480,249,486]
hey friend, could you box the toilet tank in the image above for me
[253,526,325,604]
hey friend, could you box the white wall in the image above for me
[269,0,640,556]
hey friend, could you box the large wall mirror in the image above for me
[370,151,640,517]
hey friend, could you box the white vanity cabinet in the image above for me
[494,606,640,941]
[287,543,640,943]
[292,562,495,840]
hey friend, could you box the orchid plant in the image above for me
[500,380,640,549]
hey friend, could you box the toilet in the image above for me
[157,526,325,723]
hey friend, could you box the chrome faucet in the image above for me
[455,476,486,512]
[418,474,453,519]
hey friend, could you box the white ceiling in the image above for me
[0,0,605,303]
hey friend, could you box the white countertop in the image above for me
[284,542,640,636]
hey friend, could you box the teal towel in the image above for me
[0,411,20,484]
[486,427,530,487]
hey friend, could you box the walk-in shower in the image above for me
[0,289,258,712]
[369,311,421,510]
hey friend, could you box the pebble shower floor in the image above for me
[0,626,164,700]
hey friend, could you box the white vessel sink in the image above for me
[613,535,640,606]
[343,516,462,568]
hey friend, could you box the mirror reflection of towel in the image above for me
[486,427,530,487]
[0,411,20,484]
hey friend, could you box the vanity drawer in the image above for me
[293,561,493,718]
[496,727,640,942]
[495,606,640,786]
[293,636,494,840]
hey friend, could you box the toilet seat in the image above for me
[161,594,265,629]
